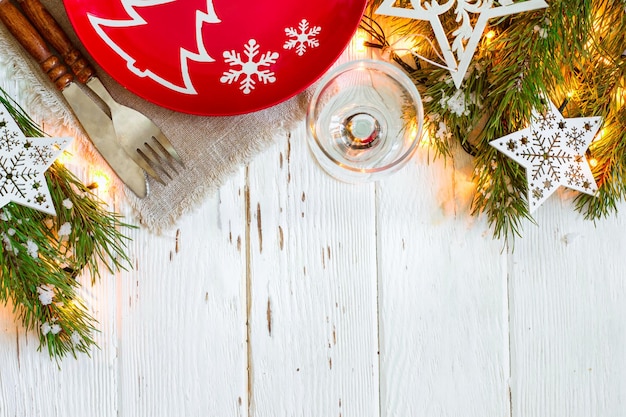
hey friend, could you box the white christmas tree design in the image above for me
[284,19,321,56]
[88,0,221,95]
[220,39,279,94]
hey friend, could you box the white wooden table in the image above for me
[1,44,626,417]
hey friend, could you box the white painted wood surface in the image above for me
[1,40,626,417]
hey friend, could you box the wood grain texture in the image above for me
[0,0,73,90]
[116,171,248,417]
[376,147,509,417]
[510,197,626,417]
[2,27,626,417]
[246,125,380,417]
[17,0,96,84]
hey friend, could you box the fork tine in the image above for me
[127,148,166,185]
[137,148,173,181]
[153,132,184,167]
[151,137,181,174]
[138,143,175,181]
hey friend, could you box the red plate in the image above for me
[63,0,367,115]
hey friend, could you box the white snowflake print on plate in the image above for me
[220,39,279,94]
[284,19,321,56]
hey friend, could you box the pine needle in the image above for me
[0,87,134,361]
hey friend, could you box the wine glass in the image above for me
[306,59,424,182]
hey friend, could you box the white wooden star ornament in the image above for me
[375,0,549,88]
[0,103,72,216]
[490,101,602,212]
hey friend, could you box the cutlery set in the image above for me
[0,0,183,198]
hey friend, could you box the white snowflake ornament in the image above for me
[220,39,279,94]
[375,0,549,88]
[284,19,321,56]
[490,100,602,212]
[0,103,72,216]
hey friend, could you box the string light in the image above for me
[55,151,73,166]
[52,150,112,193]
[597,128,606,142]
[392,35,418,53]
[88,170,111,191]
[615,85,624,108]
[485,30,496,42]
[355,31,369,54]
[419,128,433,146]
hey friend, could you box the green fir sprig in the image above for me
[0,88,134,360]
[362,0,626,242]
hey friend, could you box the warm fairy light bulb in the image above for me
[589,158,598,168]
[56,151,73,166]
[393,36,416,53]
[355,32,368,53]
[566,90,575,99]
[420,128,433,146]
[593,128,606,144]
[599,55,613,66]
[90,170,110,191]
[485,30,496,42]
[615,86,624,108]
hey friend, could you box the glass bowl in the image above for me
[306,59,424,182]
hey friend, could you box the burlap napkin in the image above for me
[0,1,312,232]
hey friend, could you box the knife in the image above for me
[0,0,148,198]
[15,0,164,182]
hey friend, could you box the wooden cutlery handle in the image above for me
[0,0,72,90]
[17,0,95,84]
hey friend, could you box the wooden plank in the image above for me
[376,147,510,417]
[510,198,626,417]
[116,172,248,417]
[0,277,119,417]
[0,66,249,416]
[246,124,380,417]
[0,247,119,417]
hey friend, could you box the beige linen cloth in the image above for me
[0,1,311,232]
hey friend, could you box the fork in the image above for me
[18,0,184,184]
[86,77,184,183]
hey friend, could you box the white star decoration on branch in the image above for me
[490,100,602,212]
[0,103,71,216]
[375,0,549,88]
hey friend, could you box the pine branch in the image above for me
[0,88,134,360]
[363,0,626,242]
